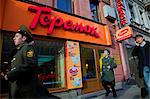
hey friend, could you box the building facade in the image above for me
[127,0,150,79]
[0,0,125,98]
[113,0,150,80]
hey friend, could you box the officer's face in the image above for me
[135,37,144,44]
[104,50,109,56]
[13,33,27,46]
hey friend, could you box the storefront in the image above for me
[0,0,124,95]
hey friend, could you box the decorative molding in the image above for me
[128,0,145,8]
[129,24,150,37]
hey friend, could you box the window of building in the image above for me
[21,0,72,13]
[35,39,66,88]
[80,47,97,80]
[57,0,72,13]
[128,4,135,21]
[21,0,55,7]
[90,0,99,22]
[148,16,150,23]
[139,10,144,25]
[148,16,150,20]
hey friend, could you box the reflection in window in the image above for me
[1,34,15,66]
[98,49,104,75]
[81,47,96,80]
[36,40,65,88]
[90,0,99,22]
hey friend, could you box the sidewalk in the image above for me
[77,82,124,99]
[77,82,149,99]
[87,85,141,99]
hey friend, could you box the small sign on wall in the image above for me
[116,26,133,41]
[65,41,83,89]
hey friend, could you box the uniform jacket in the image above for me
[132,41,150,78]
[101,56,117,82]
[7,42,41,98]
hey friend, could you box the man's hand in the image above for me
[4,75,8,80]
[107,65,111,69]
[107,65,111,71]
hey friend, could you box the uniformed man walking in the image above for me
[101,49,117,98]
[4,25,49,98]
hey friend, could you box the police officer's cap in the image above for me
[18,25,33,42]
[134,34,143,40]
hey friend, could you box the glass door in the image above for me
[80,44,102,93]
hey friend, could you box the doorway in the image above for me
[80,44,104,93]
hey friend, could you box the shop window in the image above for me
[1,33,15,94]
[90,0,99,22]
[81,47,97,80]
[57,0,72,13]
[1,34,15,66]
[1,33,66,91]
[35,40,66,88]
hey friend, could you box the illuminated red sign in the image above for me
[116,0,127,26]
[116,26,133,41]
[118,28,128,36]
[38,73,57,81]
[28,6,100,38]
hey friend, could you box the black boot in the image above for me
[113,92,117,98]
[112,88,117,98]
[106,90,111,96]
[141,88,148,98]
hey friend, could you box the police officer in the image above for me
[4,25,43,98]
[101,49,117,98]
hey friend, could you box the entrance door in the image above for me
[80,44,103,93]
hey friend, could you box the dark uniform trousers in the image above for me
[102,80,117,96]
[101,56,117,97]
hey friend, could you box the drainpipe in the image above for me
[118,42,130,80]
[113,0,130,81]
